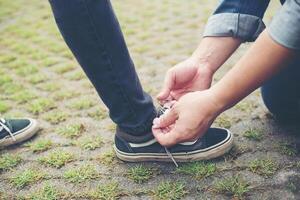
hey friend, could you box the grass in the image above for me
[10,169,45,188]
[214,114,231,129]
[38,82,61,92]
[26,139,53,153]
[154,181,188,200]
[43,111,69,124]
[0,74,12,85]
[176,161,217,179]
[213,176,249,199]
[56,124,85,138]
[0,101,10,113]
[26,73,48,84]
[76,135,103,150]
[69,98,95,110]
[39,150,74,168]
[0,83,24,95]
[27,98,56,114]
[248,158,278,177]
[243,128,263,141]
[98,150,117,165]
[52,90,79,101]
[0,154,22,170]
[15,65,38,76]
[11,90,37,104]
[28,183,61,200]
[127,165,154,183]
[87,108,108,120]
[64,164,99,183]
[277,142,298,156]
[66,70,85,81]
[88,182,122,200]
[52,63,75,74]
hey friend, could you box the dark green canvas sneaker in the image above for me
[0,118,39,148]
[114,106,233,165]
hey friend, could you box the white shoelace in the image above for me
[158,106,179,167]
[0,118,16,141]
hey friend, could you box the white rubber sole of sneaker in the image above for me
[0,118,40,148]
[114,129,233,162]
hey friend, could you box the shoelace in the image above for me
[0,118,16,141]
[158,105,179,167]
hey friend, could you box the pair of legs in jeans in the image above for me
[49,0,299,139]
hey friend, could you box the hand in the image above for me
[152,90,222,147]
[157,57,214,104]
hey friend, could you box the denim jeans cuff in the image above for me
[203,13,265,42]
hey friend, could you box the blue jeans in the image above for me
[261,56,300,121]
[49,0,156,135]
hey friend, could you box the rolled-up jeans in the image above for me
[49,0,156,135]
[261,54,300,121]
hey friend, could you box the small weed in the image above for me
[88,182,122,200]
[215,114,231,129]
[69,98,95,110]
[26,73,48,84]
[52,90,79,101]
[176,161,217,179]
[64,164,99,183]
[0,154,22,170]
[27,98,56,114]
[39,150,74,168]
[76,135,103,150]
[26,139,53,153]
[1,83,24,94]
[43,111,69,124]
[10,169,45,188]
[213,176,249,199]
[0,101,10,113]
[29,183,61,200]
[52,63,75,74]
[127,165,154,183]
[66,70,85,81]
[154,181,188,200]
[243,128,263,141]
[98,150,116,165]
[56,124,85,138]
[88,108,108,120]
[15,65,38,76]
[0,74,12,85]
[11,90,37,104]
[248,158,278,177]
[277,142,297,156]
[38,82,61,92]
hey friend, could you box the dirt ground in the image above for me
[1,0,300,199]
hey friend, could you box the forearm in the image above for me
[191,36,242,73]
[210,30,294,112]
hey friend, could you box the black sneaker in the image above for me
[114,127,233,165]
[0,118,39,148]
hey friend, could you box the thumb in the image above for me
[157,70,174,101]
[154,108,178,128]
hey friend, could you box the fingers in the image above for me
[156,70,174,102]
[153,107,178,129]
[152,124,184,147]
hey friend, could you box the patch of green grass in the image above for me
[0,83,24,94]
[64,164,99,183]
[88,182,122,200]
[26,139,53,153]
[15,65,38,76]
[39,150,74,168]
[26,73,48,84]
[52,90,79,101]
[213,176,249,199]
[43,111,69,124]
[0,74,12,85]
[277,142,297,156]
[66,70,85,81]
[127,165,154,183]
[10,169,45,188]
[248,158,278,177]
[88,108,108,120]
[243,128,263,141]
[29,183,61,200]
[176,161,217,179]
[11,90,37,104]
[27,98,56,114]
[56,124,85,138]
[215,114,231,129]
[235,101,256,113]
[38,82,61,92]
[0,54,17,64]
[6,58,28,69]
[0,154,22,170]
[41,57,62,67]
[0,101,10,113]
[52,63,75,74]
[76,135,103,150]
[154,181,188,200]
[69,98,95,110]
[98,150,116,165]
